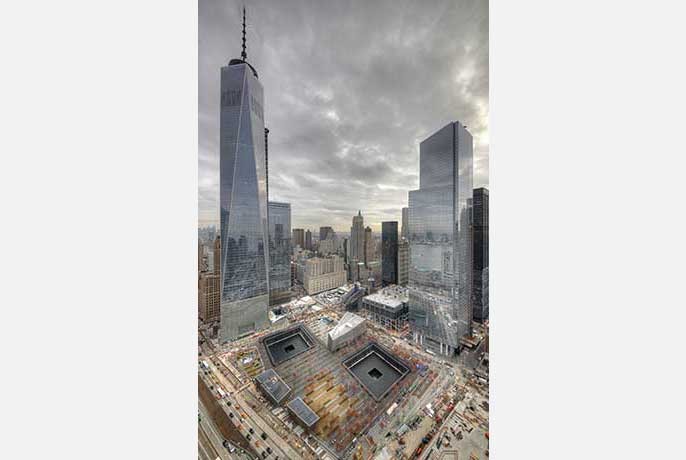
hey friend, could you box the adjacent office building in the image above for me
[268,201,292,306]
[472,187,489,322]
[219,11,270,342]
[407,121,473,355]
[381,221,399,286]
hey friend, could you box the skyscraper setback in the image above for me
[219,9,270,342]
[407,121,473,355]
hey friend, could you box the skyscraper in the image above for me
[382,221,398,286]
[305,229,312,250]
[292,228,305,249]
[350,211,365,264]
[472,187,489,322]
[407,121,473,355]
[364,226,374,265]
[401,207,409,240]
[219,9,270,342]
[319,226,335,241]
[268,201,292,306]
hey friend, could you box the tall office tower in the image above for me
[350,211,365,264]
[407,121,473,356]
[472,187,489,322]
[401,207,409,240]
[199,273,221,323]
[213,235,221,275]
[268,201,292,306]
[382,221,398,286]
[320,226,335,241]
[219,9,270,342]
[292,228,305,249]
[364,226,374,265]
[305,229,312,250]
[398,238,409,286]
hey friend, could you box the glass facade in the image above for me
[381,221,398,286]
[219,62,270,342]
[472,187,489,321]
[268,201,292,305]
[408,121,473,355]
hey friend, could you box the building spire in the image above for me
[241,6,247,61]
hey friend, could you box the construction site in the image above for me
[199,285,489,460]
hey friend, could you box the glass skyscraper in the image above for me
[407,121,473,356]
[382,221,398,286]
[219,44,270,341]
[268,201,292,306]
[472,187,489,322]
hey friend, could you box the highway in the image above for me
[198,399,232,460]
[200,361,303,460]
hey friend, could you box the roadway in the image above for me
[198,399,233,460]
[200,361,303,460]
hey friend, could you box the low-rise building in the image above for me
[327,312,366,352]
[255,368,292,405]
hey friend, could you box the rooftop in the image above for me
[328,312,365,341]
[286,397,320,428]
[255,369,291,404]
[363,286,408,310]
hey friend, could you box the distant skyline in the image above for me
[199,0,489,232]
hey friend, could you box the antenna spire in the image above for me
[241,7,247,61]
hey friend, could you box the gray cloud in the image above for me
[199,0,489,232]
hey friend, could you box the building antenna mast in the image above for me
[241,6,247,61]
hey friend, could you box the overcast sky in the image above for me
[199,0,488,233]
